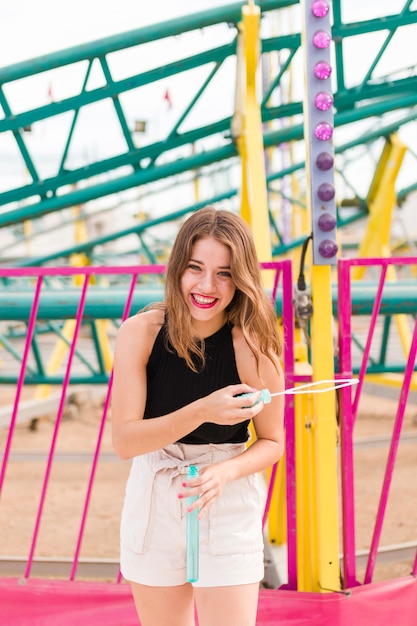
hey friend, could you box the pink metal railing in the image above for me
[0,265,163,580]
[337,256,417,588]
[4,258,415,590]
[0,261,296,584]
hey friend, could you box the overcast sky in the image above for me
[1,0,230,65]
[1,0,411,65]
[2,0,417,209]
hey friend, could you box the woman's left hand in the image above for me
[178,463,227,519]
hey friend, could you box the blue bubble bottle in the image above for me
[186,464,199,583]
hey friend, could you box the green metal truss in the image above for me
[0,0,417,265]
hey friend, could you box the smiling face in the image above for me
[180,236,236,337]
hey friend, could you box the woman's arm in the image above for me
[179,328,285,517]
[111,311,266,460]
[218,352,285,476]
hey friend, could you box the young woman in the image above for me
[112,206,285,626]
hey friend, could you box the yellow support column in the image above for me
[233,1,272,265]
[353,134,407,277]
[233,2,285,548]
[309,265,340,591]
[34,202,113,400]
[294,386,315,591]
[352,134,417,390]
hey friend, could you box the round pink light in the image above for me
[315,122,333,141]
[314,61,332,80]
[311,0,330,18]
[313,30,331,49]
[314,91,333,111]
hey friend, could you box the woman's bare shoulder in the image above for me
[232,324,281,385]
[122,307,164,328]
[231,325,257,376]
[116,308,165,349]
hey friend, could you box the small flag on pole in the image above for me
[163,88,172,109]
[47,83,54,103]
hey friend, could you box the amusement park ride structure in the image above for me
[0,1,417,624]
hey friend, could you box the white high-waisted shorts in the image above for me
[120,442,266,587]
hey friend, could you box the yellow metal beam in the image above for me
[295,371,315,592]
[309,265,340,592]
[34,202,113,401]
[266,454,287,546]
[353,134,407,279]
[233,1,272,265]
[352,134,417,389]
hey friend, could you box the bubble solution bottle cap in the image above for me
[238,389,272,406]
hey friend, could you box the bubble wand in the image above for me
[238,378,359,405]
[186,378,359,583]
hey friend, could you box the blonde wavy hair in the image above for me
[153,206,283,373]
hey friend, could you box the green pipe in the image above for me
[0,332,37,376]
[47,320,99,374]
[379,316,392,366]
[352,365,417,375]
[0,374,111,385]
[2,363,415,386]
[100,56,141,154]
[0,43,235,134]
[58,61,94,174]
[3,95,417,232]
[0,144,236,228]
[0,288,165,320]
[2,74,416,211]
[332,8,417,39]
[0,1,295,83]
[90,321,107,376]
[12,189,238,267]
[30,331,46,376]
[1,282,417,320]
[0,115,233,206]
[0,88,39,183]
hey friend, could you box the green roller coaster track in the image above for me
[1,0,417,266]
[1,1,417,386]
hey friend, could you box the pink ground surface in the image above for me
[0,576,416,626]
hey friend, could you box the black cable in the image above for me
[297,233,313,291]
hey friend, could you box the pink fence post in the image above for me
[261,262,282,531]
[259,260,296,589]
[337,259,359,588]
[351,264,388,423]
[0,275,43,496]
[69,271,141,580]
[25,274,90,578]
[364,311,417,584]
[281,259,297,590]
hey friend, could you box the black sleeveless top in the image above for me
[143,322,250,444]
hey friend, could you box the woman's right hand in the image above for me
[198,384,264,426]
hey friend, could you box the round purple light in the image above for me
[317,182,335,201]
[316,151,334,170]
[317,213,336,232]
[314,61,332,80]
[313,30,331,49]
[311,0,330,18]
[314,91,333,111]
[318,239,338,259]
[314,121,333,141]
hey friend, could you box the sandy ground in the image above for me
[0,387,416,585]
